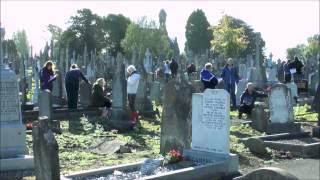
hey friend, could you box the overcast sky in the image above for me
[1,0,319,60]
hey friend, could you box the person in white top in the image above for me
[163,60,171,82]
[127,65,140,112]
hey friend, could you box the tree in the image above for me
[2,39,18,58]
[100,14,131,57]
[211,15,248,58]
[305,34,320,59]
[185,9,212,54]
[286,44,306,60]
[59,8,102,55]
[12,30,29,58]
[121,17,169,58]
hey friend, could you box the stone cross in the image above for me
[144,48,152,73]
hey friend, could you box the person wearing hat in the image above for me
[200,62,218,89]
[221,58,240,109]
[65,64,90,109]
[238,82,267,119]
[127,65,141,123]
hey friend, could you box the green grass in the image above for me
[294,104,318,122]
[26,113,161,175]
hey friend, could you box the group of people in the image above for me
[157,58,179,82]
[199,58,267,119]
[39,60,140,122]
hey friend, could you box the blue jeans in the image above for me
[225,83,236,108]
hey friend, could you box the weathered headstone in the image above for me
[0,65,33,172]
[192,89,230,154]
[39,90,53,120]
[265,83,301,134]
[143,48,153,73]
[79,82,92,107]
[108,53,132,131]
[269,84,294,124]
[238,64,247,80]
[160,80,195,153]
[32,116,60,180]
[135,78,154,116]
[150,81,161,104]
[51,70,62,98]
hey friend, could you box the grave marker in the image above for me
[192,89,230,154]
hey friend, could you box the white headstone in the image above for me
[0,67,26,158]
[238,64,247,80]
[269,84,294,124]
[192,89,230,154]
[144,48,153,73]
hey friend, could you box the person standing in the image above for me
[187,63,196,76]
[290,56,304,81]
[283,59,292,83]
[39,60,57,92]
[200,63,218,90]
[221,58,240,109]
[65,64,89,109]
[127,65,140,123]
[169,58,179,78]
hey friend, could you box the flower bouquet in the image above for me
[164,149,183,164]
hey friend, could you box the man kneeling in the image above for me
[239,82,267,119]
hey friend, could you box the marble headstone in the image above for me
[0,65,34,171]
[192,89,230,154]
[144,48,153,73]
[269,84,294,124]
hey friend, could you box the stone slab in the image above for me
[266,122,301,134]
[0,124,26,158]
[0,155,34,171]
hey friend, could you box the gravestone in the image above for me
[51,70,62,98]
[79,82,92,107]
[108,53,132,131]
[285,82,298,105]
[39,90,53,120]
[192,89,230,154]
[269,84,294,124]
[238,64,247,80]
[150,81,161,104]
[265,83,300,134]
[32,61,40,105]
[32,116,60,180]
[235,80,248,106]
[160,80,195,153]
[266,65,278,82]
[135,79,154,116]
[143,48,153,73]
[0,65,34,172]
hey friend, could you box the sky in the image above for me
[1,0,319,60]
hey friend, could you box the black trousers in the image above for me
[66,83,79,109]
[128,94,136,112]
[238,104,253,118]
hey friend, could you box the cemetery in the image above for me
[1,2,319,180]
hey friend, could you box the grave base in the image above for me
[107,108,134,131]
[267,122,301,134]
[0,155,34,171]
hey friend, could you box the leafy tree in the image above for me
[12,30,29,58]
[286,44,306,60]
[305,34,320,59]
[100,14,131,57]
[185,9,212,54]
[59,8,102,55]
[47,24,62,42]
[121,17,169,58]
[225,15,265,58]
[211,15,248,58]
